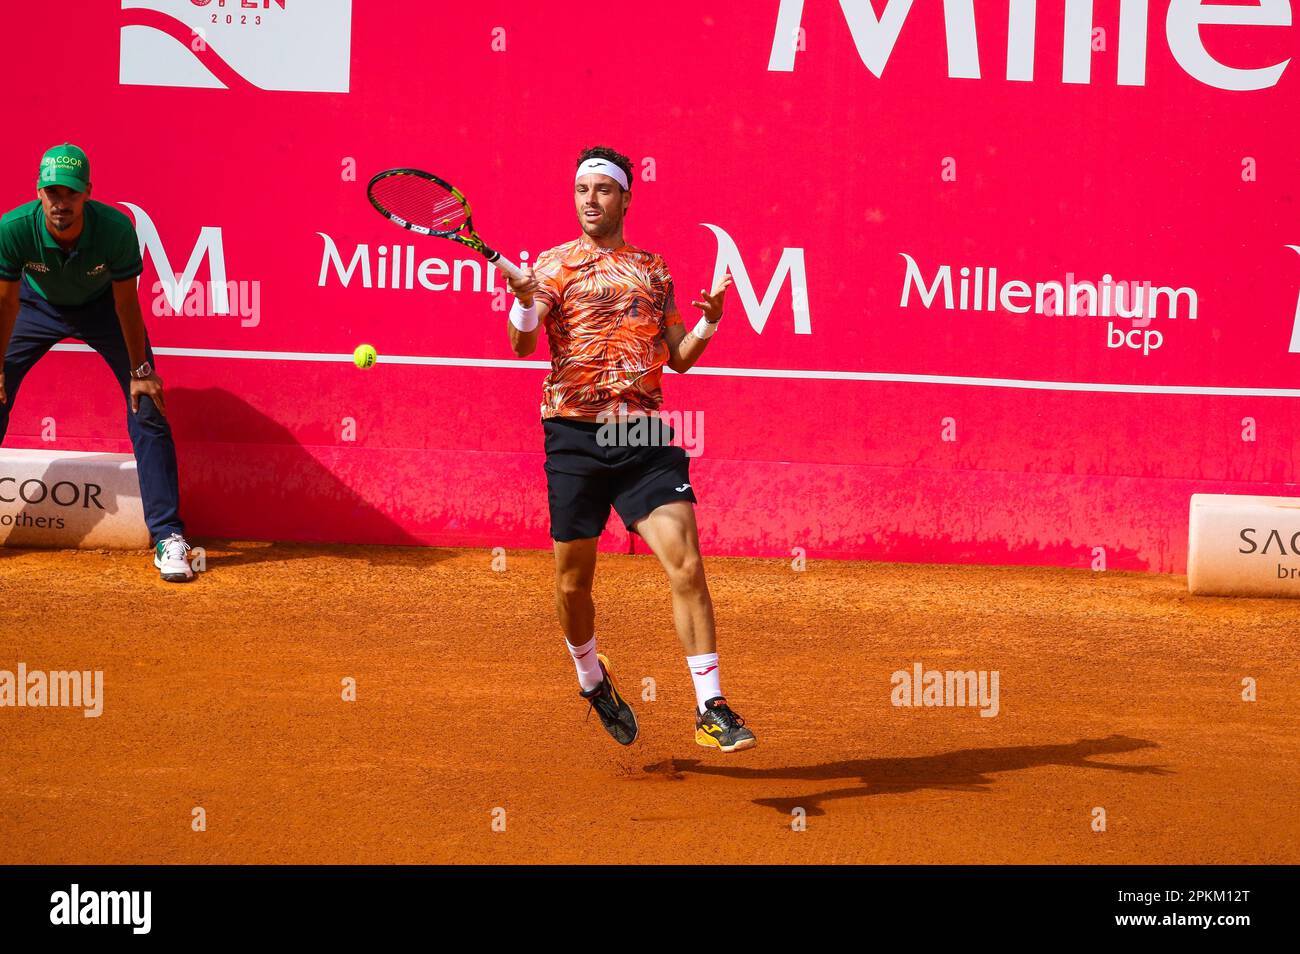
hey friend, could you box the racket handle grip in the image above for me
[487,252,524,281]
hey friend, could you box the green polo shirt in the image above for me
[0,199,143,306]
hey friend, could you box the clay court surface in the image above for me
[1,542,1296,865]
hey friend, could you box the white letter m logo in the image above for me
[121,203,230,315]
[1287,245,1300,352]
[701,224,811,334]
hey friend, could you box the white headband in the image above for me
[575,158,629,191]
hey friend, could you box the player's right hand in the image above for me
[505,265,538,307]
[0,370,6,405]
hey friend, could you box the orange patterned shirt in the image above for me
[532,237,682,419]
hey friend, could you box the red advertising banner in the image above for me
[2,1,1298,571]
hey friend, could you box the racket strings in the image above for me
[372,175,468,233]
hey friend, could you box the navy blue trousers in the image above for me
[0,284,184,543]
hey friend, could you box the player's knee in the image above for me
[667,555,705,593]
[555,571,593,603]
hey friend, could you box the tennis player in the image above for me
[0,144,193,582]
[504,146,755,752]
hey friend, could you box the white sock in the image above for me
[567,636,604,692]
[686,652,722,713]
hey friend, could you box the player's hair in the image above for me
[577,146,633,191]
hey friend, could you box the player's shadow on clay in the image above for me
[651,735,1172,816]
[165,386,452,569]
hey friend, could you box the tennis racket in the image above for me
[366,168,523,280]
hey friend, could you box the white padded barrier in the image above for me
[0,449,150,549]
[1188,493,1300,598]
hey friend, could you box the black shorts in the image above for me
[543,416,697,541]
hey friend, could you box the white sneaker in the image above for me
[154,533,195,583]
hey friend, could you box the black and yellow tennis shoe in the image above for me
[579,653,639,746]
[695,696,757,752]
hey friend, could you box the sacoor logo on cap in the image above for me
[37,144,91,192]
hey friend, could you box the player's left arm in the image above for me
[111,280,166,416]
[665,274,732,373]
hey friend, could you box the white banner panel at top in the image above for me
[120,0,353,93]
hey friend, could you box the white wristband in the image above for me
[509,299,539,332]
[691,317,718,340]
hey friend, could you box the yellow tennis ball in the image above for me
[353,344,377,370]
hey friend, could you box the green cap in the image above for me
[37,143,90,193]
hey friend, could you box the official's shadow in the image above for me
[162,386,453,570]
[3,386,453,569]
[649,735,1172,816]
